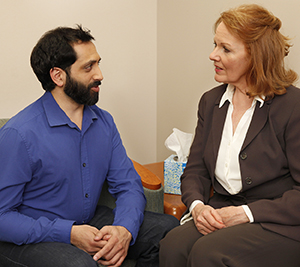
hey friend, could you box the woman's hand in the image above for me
[216,206,249,227]
[192,203,225,235]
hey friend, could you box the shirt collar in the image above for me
[42,91,98,129]
[219,84,265,108]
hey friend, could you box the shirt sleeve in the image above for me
[105,119,146,245]
[0,127,75,245]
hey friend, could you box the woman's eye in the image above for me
[223,46,230,53]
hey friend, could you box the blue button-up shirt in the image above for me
[0,92,146,245]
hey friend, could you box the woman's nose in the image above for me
[209,48,218,61]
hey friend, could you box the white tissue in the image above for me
[165,128,193,163]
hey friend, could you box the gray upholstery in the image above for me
[0,118,8,128]
[0,118,164,266]
[99,179,164,214]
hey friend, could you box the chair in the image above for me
[0,118,164,267]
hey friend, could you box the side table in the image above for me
[143,162,186,220]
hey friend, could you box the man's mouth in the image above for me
[90,81,101,92]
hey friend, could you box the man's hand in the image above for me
[70,225,108,255]
[216,206,250,227]
[93,225,132,267]
[192,203,225,235]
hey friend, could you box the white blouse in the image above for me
[181,84,264,225]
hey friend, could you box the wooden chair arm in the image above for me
[131,160,162,190]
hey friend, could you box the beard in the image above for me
[64,72,101,106]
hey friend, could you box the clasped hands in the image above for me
[71,224,132,267]
[192,203,250,235]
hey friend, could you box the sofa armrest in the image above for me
[131,160,162,190]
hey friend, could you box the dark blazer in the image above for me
[181,83,300,242]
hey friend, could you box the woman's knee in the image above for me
[160,227,182,258]
[159,228,185,266]
[187,237,221,267]
[159,221,202,266]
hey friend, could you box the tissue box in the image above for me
[164,154,187,195]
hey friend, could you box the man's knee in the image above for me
[65,252,99,267]
[0,242,99,267]
[158,213,180,235]
[142,212,179,239]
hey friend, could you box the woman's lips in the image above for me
[215,65,223,72]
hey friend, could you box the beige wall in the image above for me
[0,1,299,164]
[0,0,157,164]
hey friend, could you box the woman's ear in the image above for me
[49,67,65,87]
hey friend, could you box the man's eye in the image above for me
[85,64,92,70]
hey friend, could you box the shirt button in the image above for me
[245,177,252,185]
[240,152,247,160]
[85,193,89,198]
[83,163,86,167]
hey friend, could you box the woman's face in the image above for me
[209,22,250,89]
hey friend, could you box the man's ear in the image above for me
[49,67,66,87]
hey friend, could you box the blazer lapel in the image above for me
[211,100,229,162]
[241,101,269,150]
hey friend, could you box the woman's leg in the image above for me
[159,220,202,267]
[188,223,300,267]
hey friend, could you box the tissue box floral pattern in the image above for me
[164,154,187,195]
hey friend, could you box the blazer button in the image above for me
[240,152,247,160]
[245,177,252,185]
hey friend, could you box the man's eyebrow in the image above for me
[90,58,101,64]
[84,58,101,66]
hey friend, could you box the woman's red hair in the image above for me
[215,4,298,99]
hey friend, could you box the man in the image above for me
[0,25,178,267]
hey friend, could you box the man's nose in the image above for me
[94,65,103,81]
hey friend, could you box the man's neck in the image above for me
[51,89,84,130]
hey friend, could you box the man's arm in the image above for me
[104,119,146,245]
[0,127,74,244]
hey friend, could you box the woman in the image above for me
[160,4,300,267]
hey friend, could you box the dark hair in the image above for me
[30,25,95,91]
[215,4,298,99]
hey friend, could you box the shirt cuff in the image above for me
[189,200,204,213]
[242,205,254,223]
[180,200,204,225]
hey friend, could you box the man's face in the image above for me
[64,71,100,106]
[64,42,103,106]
